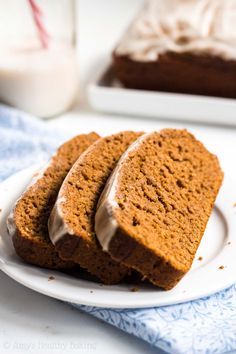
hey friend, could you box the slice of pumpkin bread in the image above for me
[95,129,223,290]
[7,132,99,269]
[48,131,142,284]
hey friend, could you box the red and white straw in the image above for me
[28,0,50,49]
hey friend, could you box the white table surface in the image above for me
[1,0,236,353]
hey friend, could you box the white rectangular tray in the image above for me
[88,62,236,126]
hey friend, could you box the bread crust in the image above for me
[113,52,236,98]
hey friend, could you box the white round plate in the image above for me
[0,165,235,308]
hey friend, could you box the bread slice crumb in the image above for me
[130,287,139,292]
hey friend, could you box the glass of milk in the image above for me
[0,0,78,118]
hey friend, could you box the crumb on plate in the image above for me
[218,265,224,270]
[48,276,55,281]
[130,287,139,292]
[197,256,203,261]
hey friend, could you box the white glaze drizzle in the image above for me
[48,196,75,245]
[116,0,236,61]
[6,207,16,237]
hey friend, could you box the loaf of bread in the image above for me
[113,0,236,99]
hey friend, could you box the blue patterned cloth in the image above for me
[1,104,236,354]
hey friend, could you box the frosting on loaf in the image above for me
[115,0,236,61]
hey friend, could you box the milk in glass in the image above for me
[0,0,78,118]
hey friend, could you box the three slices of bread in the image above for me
[8,129,223,290]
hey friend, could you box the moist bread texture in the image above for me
[48,131,142,284]
[8,132,99,269]
[95,129,223,290]
[113,53,236,99]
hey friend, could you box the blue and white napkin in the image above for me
[0,104,236,354]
